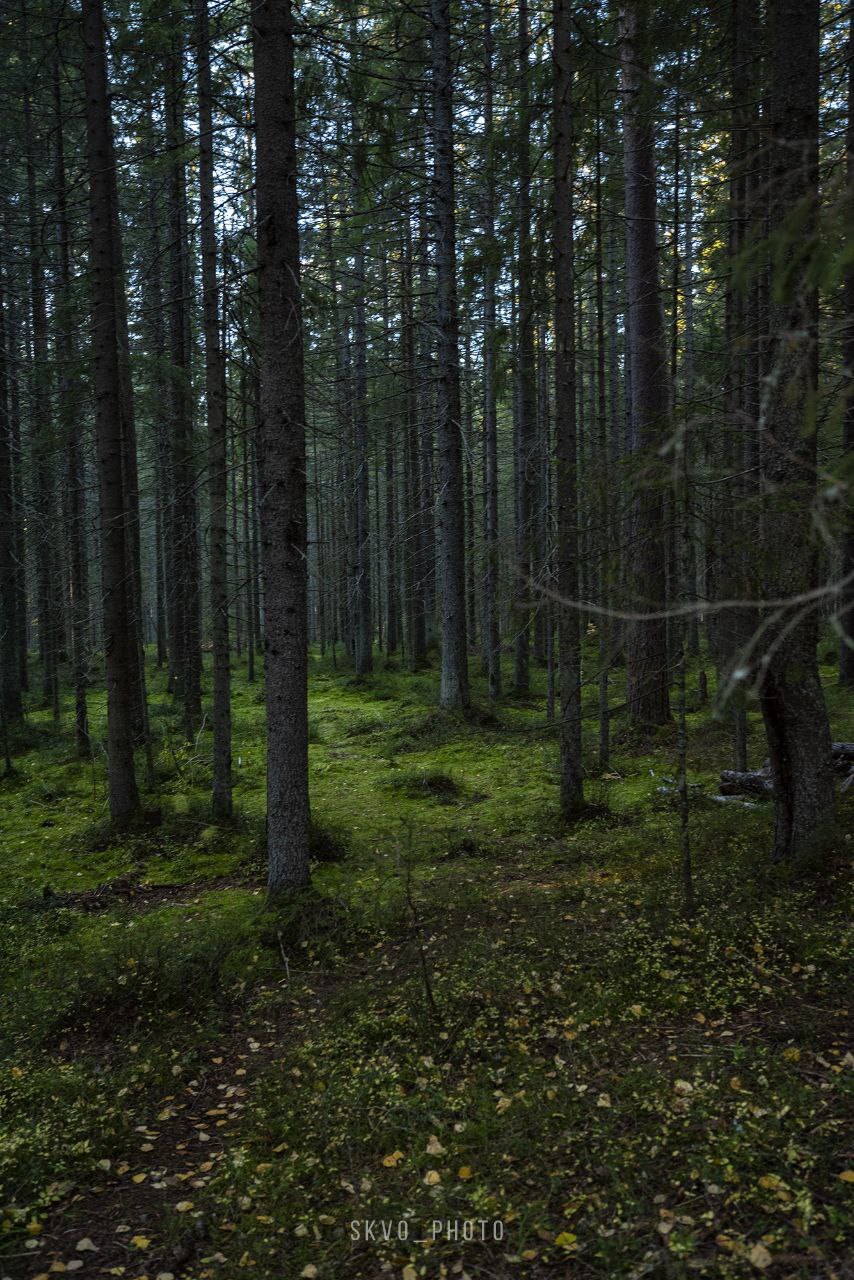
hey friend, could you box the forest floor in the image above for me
[0,645,852,1280]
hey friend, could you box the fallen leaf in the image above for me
[130,1236,151,1250]
[76,1239,98,1252]
[749,1242,772,1270]
[423,1170,441,1185]
[426,1135,446,1156]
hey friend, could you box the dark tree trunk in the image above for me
[0,237,21,726]
[758,0,834,860]
[252,0,311,893]
[430,0,469,709]
[352,214,373,675]
[54,65,89,754]
[619,0,671,727]
[196,0,232,817]
[166,27,202,739]
[24,90,60,721]
[553,0,583,814]
[81,0,140,824]
[513,0,535,696]
[840,7,854,685]
[482,0,501,700]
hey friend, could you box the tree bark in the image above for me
[196,0,232,817]
[553,0,583,814]
[0,228,21,726]
[252,0,311,893]
[481,0,501,700]
[430,0,469,709]
[840,6,854,684]
[619,0,672,727]
[81,0,140,824]
[758,0,834,860]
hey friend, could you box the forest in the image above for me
[0,0,852,1275]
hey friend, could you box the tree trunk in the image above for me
[0,235,21,726]
[196,0,232,817]
[252,0,311,893]
[619,0,672,726]
[758,0,834,860]
[513,0,535,696]
[166,24,202,739]
[553,0,583,814]
[840,7,854,685]
[481,0,501,701]
[81,0,140,824]
[430,0,469,709]
[54,63,89,753]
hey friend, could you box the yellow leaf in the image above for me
[596,1093,612,1108]
[838,1169,854,1183]
[423,1170,441,1185]
[425,1135,446,1156]
[130,1236,151,1250]
[783,1047,800,1062]
[382,1150,404,1168]
[496,1096,512,1114]
[458,1166,473,1180]
[300,1267,318,1279]
[555,1232,577,1248]
[673,1080,693,1096]
[749,1242,772,1270]
[132,1174,147,1184]
[76,1239,98,1252]
[175,1201,194,1213]
[402,1268,418,1280]
[26,1221,42,1236]
[729,1076,742,1091]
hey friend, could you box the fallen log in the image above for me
[719,746,854,798]
[719,770,773,797]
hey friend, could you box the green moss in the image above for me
[0,640,850,1275]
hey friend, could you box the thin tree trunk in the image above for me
[840,7,854,684]
[513,0,535,696]
[196,0,232,817]
[54,64,89,753]
[481,0,501,700]
[0,227,21,726]
[430,0,469,709]
[554,0,583,813]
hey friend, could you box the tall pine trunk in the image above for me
[840,8,854,685]
[252,0,311,893]
[196,0,232,817]
[81,0,140,824]
[553,0,583,814]
[430,0,469,709]
[758,0,834,860]
[619,0,671,727]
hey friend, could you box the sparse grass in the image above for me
[0,640,850,1277]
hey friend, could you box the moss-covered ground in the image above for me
[0,644,851,1279]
